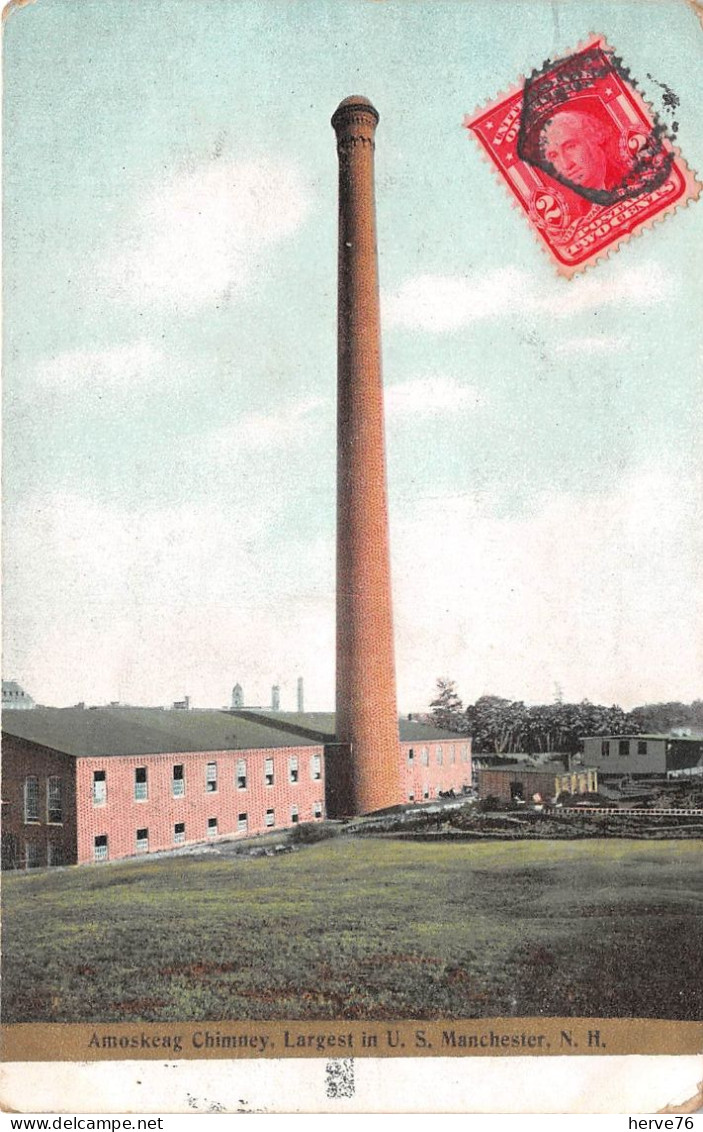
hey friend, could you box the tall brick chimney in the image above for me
[331,96,402,814]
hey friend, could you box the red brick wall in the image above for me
[1,737,78,868]
[400,739,472,802]
[75,745,326,864]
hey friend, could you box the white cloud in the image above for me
[105,158,312,310]
[206,396,326,457]
[2,489,335,710]
[391,467,702,711]
[386,376,486,419]
[4,469,700,714]
[33,341,164,391]
[552,335,630,357]
[383,262,674,333]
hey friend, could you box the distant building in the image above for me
[2,681,34,711]
[231,684,243,709]
[478,765,597,804]
[582,734,703,777]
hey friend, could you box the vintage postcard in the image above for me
[1,0,702,1116]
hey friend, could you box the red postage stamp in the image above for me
[465,35,700,276]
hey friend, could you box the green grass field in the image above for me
[3,838,701,1023]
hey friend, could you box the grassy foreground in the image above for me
[3,838,701,1023]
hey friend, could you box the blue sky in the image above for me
[3,0,702,711]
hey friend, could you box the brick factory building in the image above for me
[1,707,326,869]
[234,711,471,815]
[1,707,470,868]
[477,764,597,805]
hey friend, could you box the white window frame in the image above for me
[206,762,218,793]
[174,822,186,844]
[207,816,218,838]
[136,828,149,854]
[236,758,247,790]
[265,758,275,787]
[289,755,299,784]
[237,812,248,833]
[47,776,63,824]
[265,808,275,828]
[134,767,148,801]
[93,770,107,805]
[172,764,185,797]
[311,753,322,781]
[94,835,108,862]
[24,776,39,823]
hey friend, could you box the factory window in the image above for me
[265,808,275,828]
[601,741,610,758]
[172,765,185,797]
[93,770,106,805]
[311,754,322,781]
[423,788,429,800]
[619,740,630,757]
[206,762,217,792]
[289,756,299,784]
[421,747,429,766]
[236,759,247,789]
[207,817,218,838]
[47,777,63,824]
[291,805,299,824]
[237,812,248,833]
[436,746,443,766]
[23,777,39,823]
[637,740,648,757]
[136,828,149,854]
[461,745,469,763]
[94,835,108,862]
[265,758,275,787]
[47,842,64,867]
[134,767,148,801]
[25,841,41,869]
[450,745,456,764]
[408,793,415,802]
[174,822,186,844]
[313,801,323,819]
[407,748,415,763]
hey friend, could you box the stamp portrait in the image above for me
[466,35,700,275]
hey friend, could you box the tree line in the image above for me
[427,679,703,755]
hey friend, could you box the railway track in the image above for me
[561,807,703,817]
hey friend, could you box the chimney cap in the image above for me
[332,95,379,130]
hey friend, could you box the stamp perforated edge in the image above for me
[463,32,702,278]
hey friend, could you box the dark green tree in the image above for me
[429,678,466,731]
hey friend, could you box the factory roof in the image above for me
[477,764,593,776]
[230,710,469,744]
[1,706,323,758]
[582,733,703,742]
